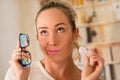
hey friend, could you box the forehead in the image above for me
[36,8,69,24]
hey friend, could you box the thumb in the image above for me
[84,54,90,68]
[16,39,20,48]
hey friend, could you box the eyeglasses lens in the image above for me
[20,35,28,47]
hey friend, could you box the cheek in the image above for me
[37,36,47,50]
[61,33,74,50]
[66,38,74,49]
[60,36,74,58]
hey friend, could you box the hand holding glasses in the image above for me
[19,33,32,67]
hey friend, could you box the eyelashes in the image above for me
[40,27,65,36]
[57,27,65,33]
[40,30,48,36]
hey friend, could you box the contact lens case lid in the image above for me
[79,46,92,57]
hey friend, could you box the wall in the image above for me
[0,0,42,79]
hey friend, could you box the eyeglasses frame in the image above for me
[19,33,32,67]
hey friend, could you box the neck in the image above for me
[41,56,76,79]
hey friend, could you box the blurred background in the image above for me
[0,0,120,80]
[0,0,42,79]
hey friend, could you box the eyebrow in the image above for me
[55,23,66,27]
[38,26,48,30]
[38,22,66,30]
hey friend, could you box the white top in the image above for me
[4,61,55,80]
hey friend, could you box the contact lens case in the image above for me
[79,46,91,57]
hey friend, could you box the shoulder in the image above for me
[29,61,42,72]
[4,61,40,80]
[4,61,53,80]
[29,61,55,80]
[4,67,15,80]
[29,61,45,77]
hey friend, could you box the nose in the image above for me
[48,33,57,46]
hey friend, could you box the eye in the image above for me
[57,27,65,33]
[40,30,48,36]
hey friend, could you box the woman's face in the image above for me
[36,8,78,62]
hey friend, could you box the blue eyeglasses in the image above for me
[19,33,32,67]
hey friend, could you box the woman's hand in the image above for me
[81,48,104,80]
[9,40,30,80]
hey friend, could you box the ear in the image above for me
[73,28,79,42]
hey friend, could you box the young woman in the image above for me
[5,0,104,80]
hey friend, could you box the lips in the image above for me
[48,49,60,54]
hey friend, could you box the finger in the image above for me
[97,57,104,68]
[12,52,21,61]
[84,54,90,67]
[9,55,22,68]
[91,49,99,56]
[22,53,30,58]
[14,48,21,52]
[12,48,21,58]
[91,56,104,68]
[16,39,20,48]
[9,59,23,72]
[92,48,98,53]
